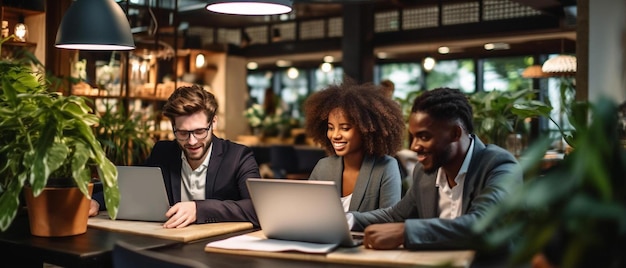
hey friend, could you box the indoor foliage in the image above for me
[0,36,119,231]
[474,97,626,268]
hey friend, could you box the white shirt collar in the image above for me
[436,136,474,187]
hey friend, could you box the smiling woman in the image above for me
[304,78,405,213]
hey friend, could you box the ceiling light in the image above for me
[323,55,334,63]
[206,0,293,16]
[377,52,388,59]
[287,67,299,79]
[484,42,510,51]
[247,62,259,70]
[320,62,333,73]
[55,0,135,50]
[275,60,291,67]
[521,65,548,78]
[542,55,577,74]
[437,46,450,54]
[423,57,436,72]
[195,53,206,69]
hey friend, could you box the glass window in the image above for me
[377,62,423,100]
[482,56,532,92]
[247,71,273,105]
[279,68,309,125]
[425,59,475,93]
[314,65,343,91]
[545,76,575,140]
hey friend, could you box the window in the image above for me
[377,63,423,100]
[314,66,343,91]
[247,71,272,105]
[482,56,532,92]
[426,59,475,93]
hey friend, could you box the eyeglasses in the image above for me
[173,125,212,141]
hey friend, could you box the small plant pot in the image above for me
[23,183,93,237]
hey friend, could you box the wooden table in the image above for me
[1,211,517,268]
[152,230,514,268]
[152,229,386,268]
[0,212,180,267]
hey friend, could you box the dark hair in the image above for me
[303,79,405,157]
[380,79,395,98]
[411,87,474,134]
[162,85,218,127]
[262,87,277,115]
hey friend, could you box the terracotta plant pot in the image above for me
[23,183,93,237]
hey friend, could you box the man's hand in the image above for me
[163,201,197,228]
[88,200,100,216]
[363,223,405,249]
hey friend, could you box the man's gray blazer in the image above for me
[350,137,522,250]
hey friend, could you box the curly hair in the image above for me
[303,79,405,157]
[162,85,218,127]
[411,87,474,134]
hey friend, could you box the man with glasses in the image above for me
[90,85,261,228]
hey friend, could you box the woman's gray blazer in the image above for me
[309,154,402,212]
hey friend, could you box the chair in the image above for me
[269,145,301,179]
[112,241,209,268]
[269,145,326,179]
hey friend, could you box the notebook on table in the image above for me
[115,166,170,222]
[245,178,362,248]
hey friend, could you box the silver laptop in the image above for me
[246,178,362,247]
[116,166,170,222]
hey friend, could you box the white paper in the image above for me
[206,234,337,254]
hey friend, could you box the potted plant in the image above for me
[243,103,291,138]
[474,97,626,267]
[93,101,153,166]
[0,36,119,236]
[468,88,552,153]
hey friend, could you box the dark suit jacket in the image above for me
[144,135,260,227]
[350,136,522,250]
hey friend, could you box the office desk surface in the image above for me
[153,229,385,268]
[2,213,515,268]
[204,231,474,267]
[0,213,181,268]
[153,229,515,268]
[88,213,253,242]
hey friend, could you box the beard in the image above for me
[423,143,452,175]
[181,140,211,161]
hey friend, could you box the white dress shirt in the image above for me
[180,144,213,201]
[436,137,474,219]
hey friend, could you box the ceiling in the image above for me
[174,0,574,28]
[133,0,578,68]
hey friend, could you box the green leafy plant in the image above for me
[93,102,153,166]
[469,88,552,147]
[243,103,291,137]
[0,35,119,231]
[474,97,626,267]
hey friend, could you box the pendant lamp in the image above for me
[522,65,548,78]
[541,55,577,75]
[55,0,135,50]
[206,0,293,15]
[541,39,576,76]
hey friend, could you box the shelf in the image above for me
[1,41,37,47]
[1,6,45,17]
[1,5,43,61]
[0,41,37,59]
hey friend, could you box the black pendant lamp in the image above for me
[55,0,135,50]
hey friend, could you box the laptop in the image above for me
[246,178,362,247]
[115,166,170,222]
